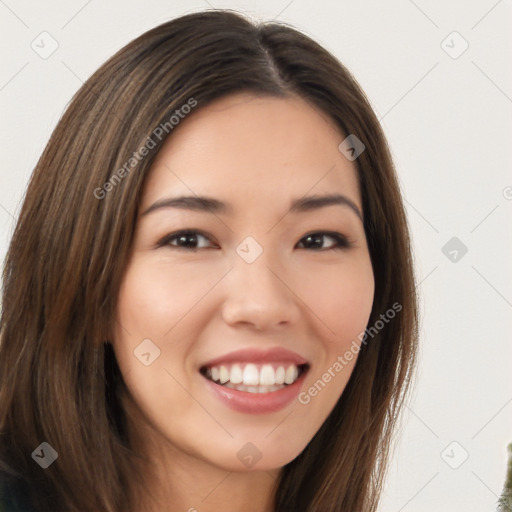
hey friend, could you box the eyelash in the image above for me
[156,229,353,252]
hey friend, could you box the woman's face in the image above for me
[113,93,375,472]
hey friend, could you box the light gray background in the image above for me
[1,1,511,510]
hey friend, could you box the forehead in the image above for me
[141,93,361,211]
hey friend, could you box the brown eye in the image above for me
[158,230,217,250]
[297,232,352,251]
[156,230,352,252]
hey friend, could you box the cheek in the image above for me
[112,261,202,426]
[113,257,223,394]
[115,258,217,336]
[296,257,374,413]
[301,257,375,342]
[112,261,180,385]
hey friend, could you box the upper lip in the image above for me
[200,347,309,368]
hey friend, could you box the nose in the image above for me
[221,253,301,331]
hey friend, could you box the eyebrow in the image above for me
[141,193,363,221]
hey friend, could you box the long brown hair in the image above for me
[0,9,418,511]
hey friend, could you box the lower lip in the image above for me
[202,369,309,414]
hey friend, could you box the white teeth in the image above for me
[224,382,247,391]
[260,364,275,386]
[205,362,304,388]
[275,366,286,385]
[242,364,260,386]
[224,382,285,393]
[284,365,298,384]
[219,365,230,384]
[230,364,243,384]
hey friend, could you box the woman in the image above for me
[0,9,418,512]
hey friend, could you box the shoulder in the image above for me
[0,471,36,512]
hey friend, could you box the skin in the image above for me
[112,92,375,512]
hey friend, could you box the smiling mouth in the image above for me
[200,362,310,393]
